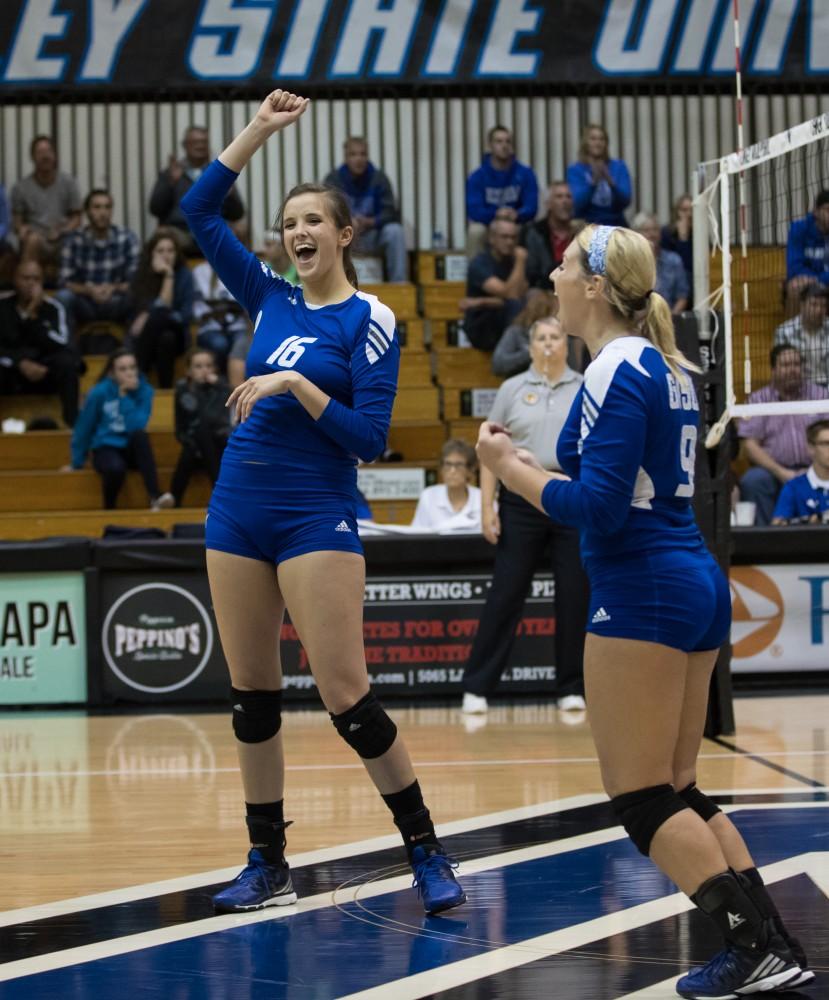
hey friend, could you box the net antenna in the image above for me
[694,39,829,449]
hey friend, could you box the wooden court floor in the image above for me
[1,692,826,998]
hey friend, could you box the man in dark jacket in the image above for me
[149,126,247,254]
[522,181,577,290]
[324,138,408,282]
[0,259,80,425]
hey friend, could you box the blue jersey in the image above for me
[181,161,400,483]
[543,337,705,565]
[772,467,829,522]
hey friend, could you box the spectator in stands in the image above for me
[323,137,407,282]
[256,227,298,284]
[171,347,231,506]
[67,347,173,510]
[491,290,558,377]
[786,188,829,312]
[632,211,689,314]
[0,183,15,289]
[462,317,588,715]
[774,285,829,386]
[128,228,194,388]
[410,439,481,533]
[150,126,247,254]
[566,123,631,227]
[771,419,829,525]
[662,193,694,301]
[522,181,577,291]
[0,259,79,426]
[738,344,829,524]
[55,189,139,330]
[10,136,81,267]
[462,218,527,351]
[191,260,249,369]
[466,125,539,259]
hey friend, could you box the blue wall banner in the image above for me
[0,1,825,96]
[0,572,86,705]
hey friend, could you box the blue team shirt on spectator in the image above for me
[465,155,539,226]
[655,248,690,309]
[772,467,829,522]
[543,337,704,566]
[565,159,632,227]
[786,213,829,284]
[181,160,400,478]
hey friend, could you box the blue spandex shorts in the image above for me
[585,547,731,653]
[206,458,363,565]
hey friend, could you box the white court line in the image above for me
[339,856,827,1000]
[1,747,828,780]
[0,823,631,982]
[0,792,607,927]
[1,788,824,928]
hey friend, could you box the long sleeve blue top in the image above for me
[466,156,539,225]
[181,160,400,474]
[70,376,154,469]
[566,159,632,226]
[542,337,705,567]
[786,214,829,284]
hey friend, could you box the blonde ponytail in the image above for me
[643,291,699,375]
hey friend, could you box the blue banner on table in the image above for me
[0,1,824,96]
[97,571,557,701]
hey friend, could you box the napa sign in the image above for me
[0,0,825,94]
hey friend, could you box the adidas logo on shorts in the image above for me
[591,607,611,624]
[335,520,352,532]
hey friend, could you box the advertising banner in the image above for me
[99,570,558,701]
[0,1,824,98]
[0,572,86,705]
[730,563,829,673]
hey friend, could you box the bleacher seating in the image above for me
[0,248,540,538]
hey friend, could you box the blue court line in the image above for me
[2,808,826,1000]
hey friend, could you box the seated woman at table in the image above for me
[411,439,481,533]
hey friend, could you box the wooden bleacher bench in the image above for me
[361,282,419,321]
[420,282,465,321]
[445,418,481,446]
[416,250,469,285]
[392,386,439,421]
[0,468,212,511]
[396,319,426,352]
[398,352,433,387]
[0,429,180,470]
[0,507,206,541]
[433,347,500,389]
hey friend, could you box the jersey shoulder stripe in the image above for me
[356,291,397,366]
[584,336,653,410]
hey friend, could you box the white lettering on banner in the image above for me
[595,0,682,74]
[709,0,761,72]
[188,0,276,79]
[750,0,798,73]
[113,623,202,657]
[477,0,542,76]
[423,0,475,76]
[730,564,829,673]
[79,0,149,82]
[357,467,425,500]
[809,0,829,72]
[276,0,328,77]
[672,0,720,73]
[3,0,70,82]
[331,0,420,77]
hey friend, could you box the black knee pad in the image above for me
[231,687,282,743]
[611,784,688,856]
[678,782,722,822]
[330,691,397,759]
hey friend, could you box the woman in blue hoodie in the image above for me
[567,124,632,227]
[69,347,173,510]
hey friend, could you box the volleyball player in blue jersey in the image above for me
[181,90,464,916]
[477,225,811,998]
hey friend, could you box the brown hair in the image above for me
[578,123,609,162]
[131,227,185,307]
[576,225,698,375]
[98,347,137,382]
[274,183,358,289]
[807,419,829,445]
[185,346,217,368]
[513,290,557,328]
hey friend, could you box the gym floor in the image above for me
[1,693,826,998]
